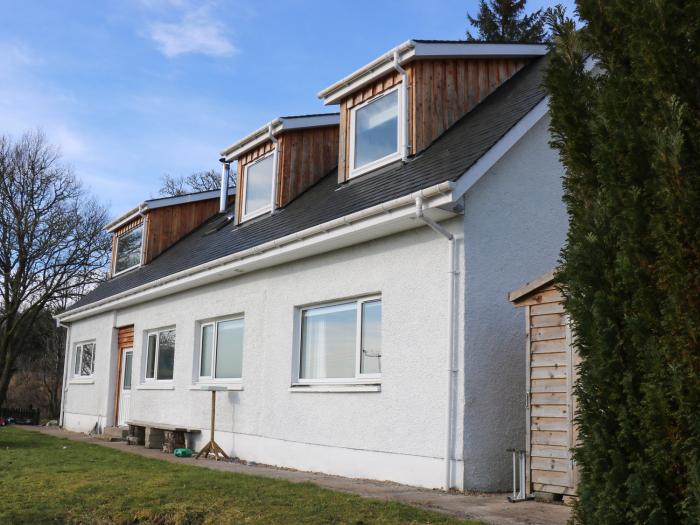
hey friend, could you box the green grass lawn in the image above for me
[0,427,479,525]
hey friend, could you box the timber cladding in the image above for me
[234,126,339,222]
[512,282,579,497]
[337,57,530,182]
[143,198,224,263]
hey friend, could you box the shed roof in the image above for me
[508,270,556,303]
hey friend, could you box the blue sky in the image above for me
[1,0,575,217]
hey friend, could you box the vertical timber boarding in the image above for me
[510,273,578,497]
[113,325,134,427]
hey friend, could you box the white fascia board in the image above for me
[452,97,549,201]
[106,206,145,233]
[220,114,340,161]
[412,42,547,59]
[145,188,237,210]
[57,182,456,322]
[318,41,547,105]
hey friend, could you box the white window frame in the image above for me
[293,295,382,385]
[197,316,244,384]
[73,341,96,378]
[143,328,176,383]
[348,85,404,179]
[113,224,144,276]
[240,151,275,222]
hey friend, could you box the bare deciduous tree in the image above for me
[0,131,110,409]
[158,169,236,197]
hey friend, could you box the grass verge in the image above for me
[0,427,479,525]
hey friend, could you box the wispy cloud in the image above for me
[148,6,237,58]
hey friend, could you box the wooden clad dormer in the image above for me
[220,114,339,224]
[107,189,235,276]
[318,40,547,183]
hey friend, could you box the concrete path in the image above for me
[25,426,571,525]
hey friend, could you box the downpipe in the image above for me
[56,319,71,427]
[415,197,458,490]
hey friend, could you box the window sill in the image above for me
[189,383,243,391]
[136,383,174,391]
[69,378,95,385]
[289,383,381,393]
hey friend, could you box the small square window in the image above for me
[199,318,244,380]
[145,329,176,381]
[73,342,96,377]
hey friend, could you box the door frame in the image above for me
[113,325,134,427]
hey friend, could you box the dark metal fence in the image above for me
[0,407,40,425]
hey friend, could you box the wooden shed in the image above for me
[509,271,579,498]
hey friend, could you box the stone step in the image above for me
[100,426,128,441]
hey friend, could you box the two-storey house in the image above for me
[56,40,567,491]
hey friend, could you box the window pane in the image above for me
[146,334,157,379]
[244,155,274,216]
[300,303,357,379]
[157,330,175,380]
[74,346,82,376]
[81,344,94,376]
[123,352,132,390]
[200,324,214,377]
[360,301,382,374]
[354,90,398,169]
[115,226,143,273]
[215,319,244,379]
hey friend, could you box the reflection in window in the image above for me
[353,89,399,171]
[243,154,274,219]
[115,225,143,274]
[299,298,382,381]
[145,329,175,381]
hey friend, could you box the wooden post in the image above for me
[195,386,230,461]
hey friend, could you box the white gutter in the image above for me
[391,50,410,162]
[107,204,147,233]
[268,123,280,212]
[57,181,456,323]
[318,41,547,105]
[415,196,458,490]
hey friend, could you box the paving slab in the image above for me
[24,426,571,525]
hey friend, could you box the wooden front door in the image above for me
[117,349,133,427]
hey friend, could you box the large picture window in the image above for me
[298,297,381,382]
[114,225,143,274]
[350,87,401,177]
[145,329,175,381]
[199,318,244,380]
[242,153,274,220]
[73,342,96,377]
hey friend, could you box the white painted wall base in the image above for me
[63,412,108,433]
[190,429,464,490]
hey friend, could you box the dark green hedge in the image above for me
[545,2,700,523]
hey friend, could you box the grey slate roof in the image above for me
[68,54,549,312]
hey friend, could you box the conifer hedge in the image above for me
[545,3,700,523]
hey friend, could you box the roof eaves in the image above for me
[220,113,340,161]
[318,41,547,105]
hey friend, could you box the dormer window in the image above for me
[349,86,402,178]
[114,225,143,274]
[241,152,275,220]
